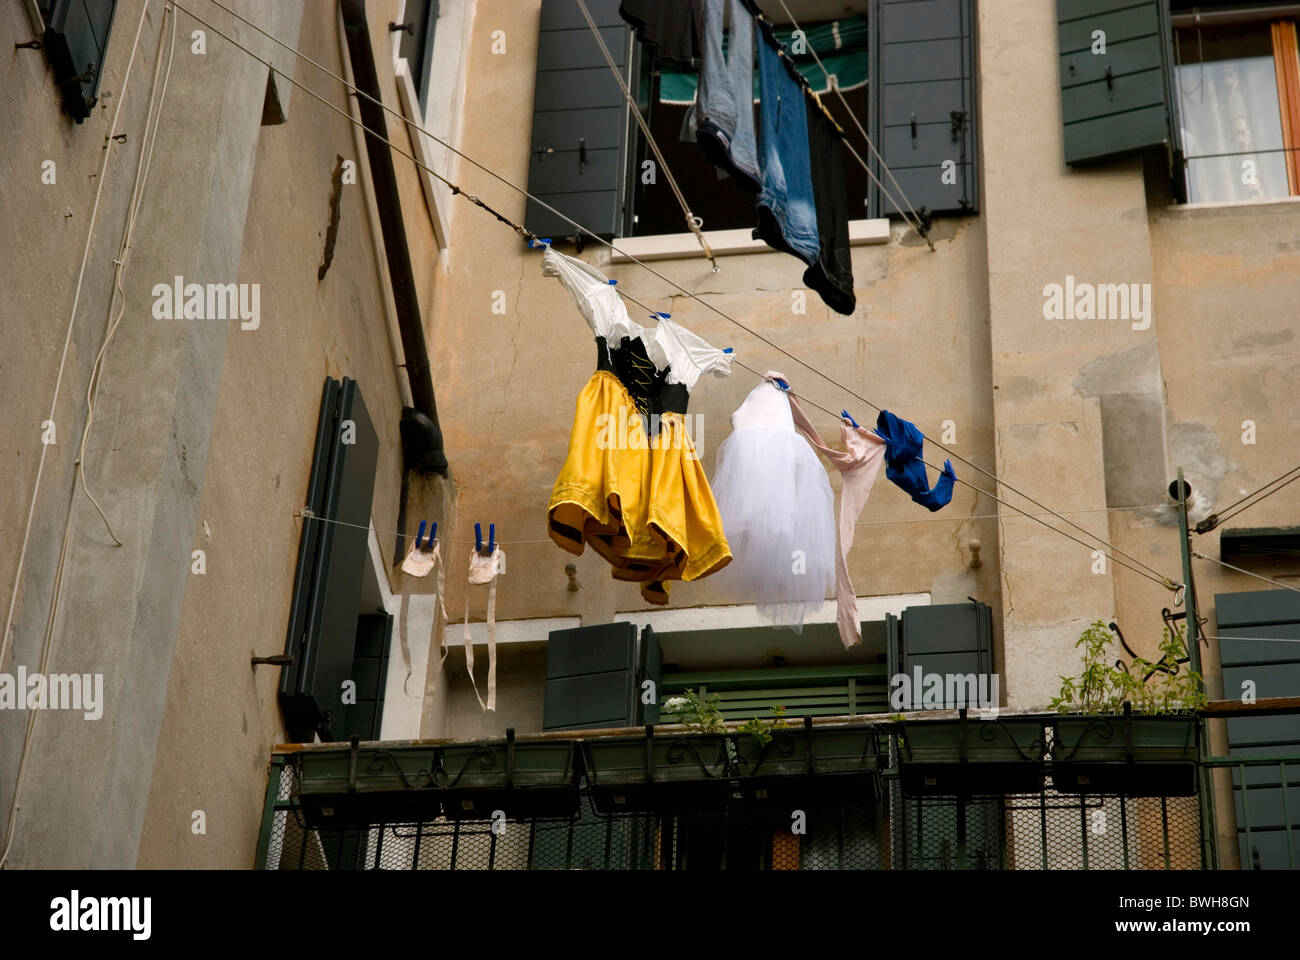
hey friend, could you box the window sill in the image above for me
[1168,195,1300,213]
[608,218,891,263]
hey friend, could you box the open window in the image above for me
[1056,0,1300,204]
[523,0,979,243]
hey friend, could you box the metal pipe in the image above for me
[339,0,441,428]
[1171,4,1300,27]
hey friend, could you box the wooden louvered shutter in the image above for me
[279,378,380,743]
[1215,589,1300,870]
[543,622,642,730]
[872,0,978,218]
[1056,0,1180,165]
[886,601,994,710]
[38,0,117,123]
[525,0,633,239]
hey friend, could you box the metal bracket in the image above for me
[250,654,294,667]
[950,109,967,140]
[14,39,42,50]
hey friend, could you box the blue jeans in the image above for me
[752,20,819,266]
[696,0,760,193]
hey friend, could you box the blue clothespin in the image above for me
[773,377,790,391]
[607,279,617,285]
[475,523,483,553]
[527,237,552,249]
[841,409,860,428]
[488,524,496,554]
[648,312,670,321]
[723,347,733,354]
[414,520,437,551]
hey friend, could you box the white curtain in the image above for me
[1177,55,1289,202]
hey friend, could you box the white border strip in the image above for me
[613,593,931,632]
[609,218,890,263]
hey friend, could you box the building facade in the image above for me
[1,0,1297,869]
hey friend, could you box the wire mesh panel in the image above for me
[261,737,1203,870]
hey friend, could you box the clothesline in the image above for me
[771,0,934,248]
[294,496,1172,547]
[574,0,716,269]
[174,0,1179,592]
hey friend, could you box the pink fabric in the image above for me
[769,371,886,649]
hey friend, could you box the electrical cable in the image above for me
[177,0,1176,587]
[1210,467,1300,528]
[0,0,170,871]
[772,0,935,249]
[1191,550,1300,595]
[574,0,717,270]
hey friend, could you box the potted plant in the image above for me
[583,690,732,813]
[1048,620,1205,796]
[898,713,1047,797]
[734,711,880,805]
[436,729,581,819]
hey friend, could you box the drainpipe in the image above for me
[340,0,447,478]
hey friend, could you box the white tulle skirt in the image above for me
[710,428,837,628]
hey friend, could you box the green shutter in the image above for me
[39,0,117,123]
[525,0,632,239]
[872,0,978,218]
[1056,0,1178,165]
[886,601,994,710]
[279,378,380,742]
[343,613,393,741]
[543,622,649,729]
[1215,589,1300,870]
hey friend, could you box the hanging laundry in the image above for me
[752,19,820,267]
[711,375,835,628]
[543,246,732,604]
[635,317,735,599]
[692,0,760,194]
[874,410,957,511]
[784,391,886,649]
[802,90,856,315]
[619,0,704,69]
[463,544,505,712]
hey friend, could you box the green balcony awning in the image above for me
[658,14,868,105]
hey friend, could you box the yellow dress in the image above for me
[542,246,732,604]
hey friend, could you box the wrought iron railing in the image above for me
[255,718,1214,870]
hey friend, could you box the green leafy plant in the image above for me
[738,705,789,747]
[1048,619,1206,715]
[660,689,726,733]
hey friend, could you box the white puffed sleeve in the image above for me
[540,245,640,342]
[648,318,734,389]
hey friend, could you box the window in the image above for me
[524,0,979,242]
[398,0,440,114]
[626,13,873,237]
[1174,13,1300,202]
[1056,0,1300,204]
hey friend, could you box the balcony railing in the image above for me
[253,705,1300,870]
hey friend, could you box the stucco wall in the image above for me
[3,0,1296,871]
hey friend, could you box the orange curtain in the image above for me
[1271,20,1300,195]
